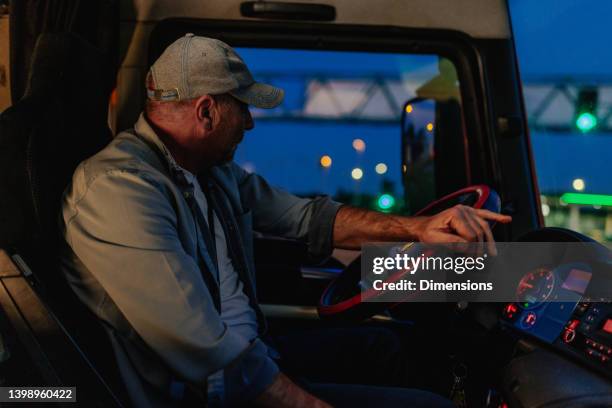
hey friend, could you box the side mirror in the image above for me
[400,57,468,214]
[401,97,437,214]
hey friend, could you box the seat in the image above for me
[0,32,127,405]
[0,32,111,250]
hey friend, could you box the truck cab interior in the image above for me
[0,1,611,407]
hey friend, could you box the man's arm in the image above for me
[255,373,331,408]
[333,205,512,253]
[232,162,511,253]
[232,163,341,260]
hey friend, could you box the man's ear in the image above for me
[195,95,215,131]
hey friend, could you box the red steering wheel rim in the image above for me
[317,184,499,320]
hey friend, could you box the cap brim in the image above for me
[230,82,284,109]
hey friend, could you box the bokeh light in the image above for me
[375,163,388,174]
[572,178,585,191]
[377,194,396,210]
[575,112,597,133]
[320,155,332,168]
[352,138,366,153]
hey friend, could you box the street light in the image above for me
[574,88,598,133]
[575,112,597,132]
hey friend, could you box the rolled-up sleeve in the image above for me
[63,170,279,393]
[232,163,343,261]
[223,338,279,403]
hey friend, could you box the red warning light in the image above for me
[504,303,519,320]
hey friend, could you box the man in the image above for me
[61,34,510,407]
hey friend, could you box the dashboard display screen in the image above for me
[561,268,591,294]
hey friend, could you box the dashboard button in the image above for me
[563,329,576,344]
[568,319,580,330]
[575,303,590,316]
[586,348,601,359]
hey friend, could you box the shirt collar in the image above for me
[134,113,196,187]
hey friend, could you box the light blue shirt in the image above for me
[180,168,258,404]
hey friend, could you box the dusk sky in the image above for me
[510,0,611,195]
[511,0,612,79]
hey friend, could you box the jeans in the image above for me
[271,326,455,408]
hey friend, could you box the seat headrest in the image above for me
[24,33,110,120]
[0,32,111,250]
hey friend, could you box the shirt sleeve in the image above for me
[63,169,279,398]
[231,163,343,261]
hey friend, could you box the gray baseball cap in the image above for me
[146,34,284,109]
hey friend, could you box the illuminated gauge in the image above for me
[516,267,555,309]
[520,311,538,329]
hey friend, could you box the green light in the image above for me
[575,112,597,132]
[560,193,612,207]
[377,194,396,210]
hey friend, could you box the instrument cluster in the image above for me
[502,261,612,376]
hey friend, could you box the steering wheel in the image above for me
[317,185,502,321]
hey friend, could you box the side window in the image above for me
[234,48,467,214]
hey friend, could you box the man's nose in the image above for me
[244,109,254,130]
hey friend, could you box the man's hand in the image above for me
[255,373,331,408]
[413,205,512,254]
[333,204,511,250]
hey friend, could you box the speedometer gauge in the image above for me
[516,267,555,308]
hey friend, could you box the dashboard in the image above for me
[500,231,612,379]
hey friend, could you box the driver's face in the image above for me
[214,96,254,164]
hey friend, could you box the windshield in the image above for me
[510,1,612,245]
[234,47,465,215]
